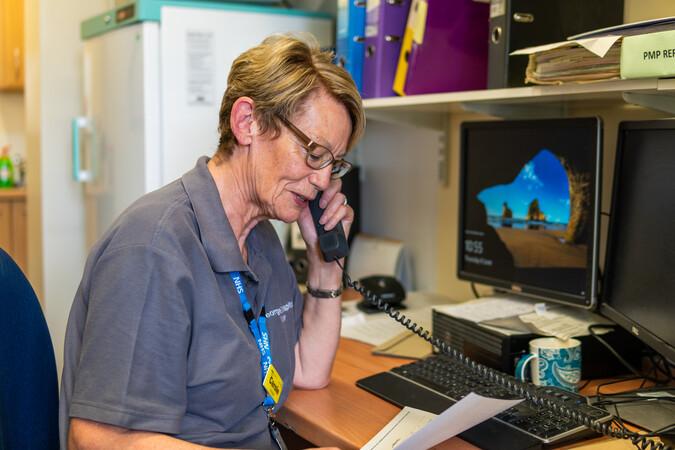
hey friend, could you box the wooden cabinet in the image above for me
[0,0,24,90]
[0,188,27,273]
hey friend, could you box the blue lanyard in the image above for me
[230,271,275,407]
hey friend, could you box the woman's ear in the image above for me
[230,97,256,146]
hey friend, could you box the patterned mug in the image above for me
[515,337,582,392]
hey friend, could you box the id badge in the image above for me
[263,364,283,403]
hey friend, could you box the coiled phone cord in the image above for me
[337,262,670,450]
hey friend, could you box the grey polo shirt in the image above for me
[59,157,303,449]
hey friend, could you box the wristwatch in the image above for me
[306,283,343,298]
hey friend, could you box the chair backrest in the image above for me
[0,248,59,450]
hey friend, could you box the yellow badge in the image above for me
[263,364,283,403]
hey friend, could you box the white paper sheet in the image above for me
[519,307,614,340]
[432,296,537,323]
[509,35,622,58]
[341,313,409,346]
[361,393,523,450]
[340,292,454,346]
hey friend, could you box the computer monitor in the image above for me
[599,119,675,363]
[458,117,602,309]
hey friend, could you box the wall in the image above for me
[25,0,110,380]
[359,120,443,291]
[624,0,674,22]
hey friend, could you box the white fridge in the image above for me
[72,0,333,249]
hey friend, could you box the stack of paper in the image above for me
[518,40,622,85]
[511,16,675,85]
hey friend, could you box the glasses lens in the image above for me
[305,148,333,170]
[330,160,353,179]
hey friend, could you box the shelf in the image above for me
[362,78,675,128]
[0,187,26,200]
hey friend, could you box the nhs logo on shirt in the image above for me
[266,301,294,323]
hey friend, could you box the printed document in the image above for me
[361,393,522,450]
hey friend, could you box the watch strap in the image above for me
[306,283,343,298]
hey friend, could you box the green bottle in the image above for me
[0,146,14,188]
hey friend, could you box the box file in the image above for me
[393,0,489,96]
[362,0,411,98]
[336,0,367,93]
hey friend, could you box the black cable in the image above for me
[337,260,671,450]
[578,378,591,392]
[470,282,480,299]
[588,325,646,378]
[588,324,673,384]
[647,350,675,380]
[592,378,675,446]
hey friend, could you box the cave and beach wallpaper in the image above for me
[458,119,600,305]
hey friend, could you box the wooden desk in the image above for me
[276,338,641,450]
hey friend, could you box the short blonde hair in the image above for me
[214,32,365,161]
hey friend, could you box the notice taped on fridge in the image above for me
[186,30,215,105]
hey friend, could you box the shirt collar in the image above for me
[181,156,253,275]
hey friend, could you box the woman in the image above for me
[59,33,365,449]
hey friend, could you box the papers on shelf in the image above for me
[510,16,675,85]
[511,36,622,59]
[511,37,622,85]
[360,393,523,450]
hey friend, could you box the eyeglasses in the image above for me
[278,116,353,180]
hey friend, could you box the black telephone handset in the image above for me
[308,192,349,263]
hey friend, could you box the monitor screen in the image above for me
[458,118,602,309]
[600,119,675,362]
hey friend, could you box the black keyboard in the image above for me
[356,354,613,450]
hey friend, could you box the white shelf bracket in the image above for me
[623,91,675,115]
[438,126,449,187]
